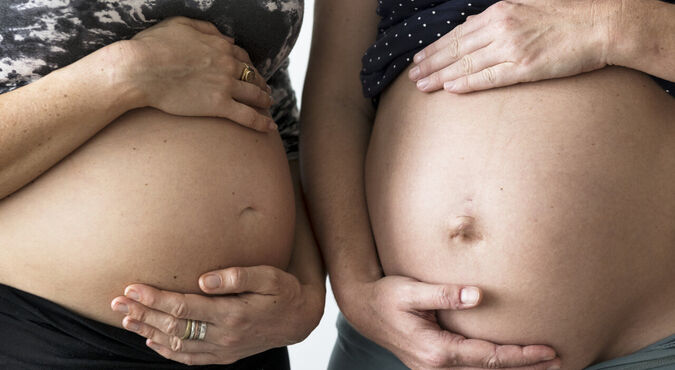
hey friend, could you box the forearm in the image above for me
[300,104,382,297]
[606,0,675,81]
[0,41,141,199]
[287,159,326,288]
[299,0,381,310]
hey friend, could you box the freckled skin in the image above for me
[366,65,675,369]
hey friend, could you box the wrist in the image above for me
[97,40,149,111]
[603,0,650,68]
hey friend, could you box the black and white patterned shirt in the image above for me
[0,0,303,156]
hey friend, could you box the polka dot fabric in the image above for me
[360,0,674,100]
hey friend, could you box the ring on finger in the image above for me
[240,63,255,83]
[180,319,194,340]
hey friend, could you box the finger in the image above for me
[233,60,268,94]
[443,334,559,368]
[219,100,276,132]
[399,282,482,310]
[411,29,494,82]
[417,45,503,92]
[113,296,217,341]
[183,17,233,42]
[231,79,272,109]
[122,316,222,354]
[413,13,489,63]
[199,266,289,295]
[123,284,217,322]
[444,62,519,93]
[146,339,221,366]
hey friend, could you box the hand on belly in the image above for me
[366,65,675,369]
[0,108,296,327]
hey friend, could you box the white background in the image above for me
[286,1,342,369]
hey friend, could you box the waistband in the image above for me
[0,283,289,369]
[335,313,675,370]
[586,334,675,370]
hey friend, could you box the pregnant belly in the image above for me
[0,108,295,327]
[366,66,675,369]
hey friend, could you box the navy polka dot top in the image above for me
[361,0,674,100]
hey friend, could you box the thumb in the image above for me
[403,281,482,311]
[199,266,285,295]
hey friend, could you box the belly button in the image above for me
[448,216,483,242]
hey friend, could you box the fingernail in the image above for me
[414,51,425,63]
[416,78,429,90]
[268,120,278,131]
[202,274,222,289]
[147,340,159,350]
[113,303,129,314]
[460,287,480,305]
[125,289,140,301]
[444,81,455,91]
[125,320,140,331]
[409,66,421,80]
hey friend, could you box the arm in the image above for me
[0,17,273,200]
[608,0,675,81]
[110,159,326,365]
[409,0,674,94]
[301,1,559,369]
[0,43,139,200]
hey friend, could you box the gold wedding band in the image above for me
[240,63,255,83]
[181,319,193,340]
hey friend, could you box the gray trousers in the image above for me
[328,313,675,370]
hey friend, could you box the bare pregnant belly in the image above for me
[366,66,675,369]
[0,108,295,327]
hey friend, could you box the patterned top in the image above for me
[0,0,303,156]
[361,0,674,101]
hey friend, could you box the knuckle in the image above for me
[172,300,189,319]
[141,324,156,339]
[164,316,180,335]
[227,267,245,288]
[483,351,502,369]
[461,55,473,76]
[226,310,244,326]
[219,333,240,347]
[434,286,455,308]
[422,348,449,368]
[482,67,498,84]
[171,337,184,352]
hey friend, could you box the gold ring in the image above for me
[180,319,193,340]
[240,63,255,83]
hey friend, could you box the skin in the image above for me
[370,64,675,370]
[409,0,675,93]
[0,16,324,366]
[110,160,326,365]
[301,1,559,369]
[302,0,673,369]
[0,17,273,201]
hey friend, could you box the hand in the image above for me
[110,265,325,366]
[119,16,276,131]
[409,0,612,93]
[338,276,560,370]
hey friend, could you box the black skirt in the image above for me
[0,284,290,370]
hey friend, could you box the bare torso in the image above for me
[0,108,295,327]
[366,66,675,369]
